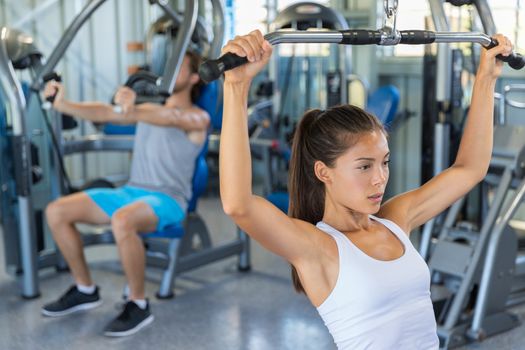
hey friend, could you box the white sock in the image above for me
[131,299,147,310]
[76,284,96,295]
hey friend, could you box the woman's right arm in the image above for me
[220,31,319,264]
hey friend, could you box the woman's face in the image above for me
[324,130,390,214]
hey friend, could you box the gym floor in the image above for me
[0,195,524,350]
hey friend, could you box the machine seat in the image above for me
[366,84,400,127]
[266,191,289,214]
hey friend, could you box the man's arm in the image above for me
[44,81,135,124]
[45,82,209,130]
[129,103,210,131]
[113,87,209,131]
[54,100,137,124]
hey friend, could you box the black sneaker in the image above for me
[41,285,102,317]
[103,300,154,337]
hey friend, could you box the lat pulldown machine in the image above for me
[198,1,525,348]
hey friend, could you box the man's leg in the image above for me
[45,192,111,286]
[42,191,111,317]
[111,201,158,300]
[103,201,157,337]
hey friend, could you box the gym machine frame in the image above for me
[56,0,249,300]
[0,0,197,299]
[419,0,500,263]
[0,0,248,299]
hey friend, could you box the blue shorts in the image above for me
[85,185,185,231]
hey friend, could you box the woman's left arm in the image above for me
[380,34,514,232]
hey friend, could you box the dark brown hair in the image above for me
[186,50,204,103]
[287,104,386,293]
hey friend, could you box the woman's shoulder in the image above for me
[290,218,338,250]
[290,217,329,235]
[376,199,411,234]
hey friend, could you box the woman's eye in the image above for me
[358,164,371,170]
[383,160,390,166]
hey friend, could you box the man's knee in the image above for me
[45,198,72,228]
[111,210,136,241]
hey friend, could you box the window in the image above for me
[489,0,524,52]
[231,0,268,37]
[231,0,330,38]
[385,1,430,56]
[384,0,524,57]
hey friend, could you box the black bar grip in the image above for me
[42,72,62,103]
[486,38,525,70]
[340,30,381,45]
[399,30,436,45]
[199,53,249,83]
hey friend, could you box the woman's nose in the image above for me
[372,166,388,186]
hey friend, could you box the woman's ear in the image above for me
[314,160,332,184]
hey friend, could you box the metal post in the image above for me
[330,4,350,105]
[237,228,251,270]
[474,0,497,35]
[468,177,525,338]
[0,0,7,25]
[433,122,450,175]
[0,31,39,298]
[419,219,435,260]
[209,0,225,58]
[443,167,512,329]
[156,0,198,93]
[267,0,279,142]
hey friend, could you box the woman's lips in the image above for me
[368,193,383,203]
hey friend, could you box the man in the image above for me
[41,50,209,337]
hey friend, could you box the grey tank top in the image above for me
[127,122,203,212]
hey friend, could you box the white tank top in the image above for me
[316,215,439,350]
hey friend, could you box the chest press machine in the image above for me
[0,0,249,301]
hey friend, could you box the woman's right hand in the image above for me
[43,81,64,109]
[222,30,273,84]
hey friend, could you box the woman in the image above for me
[219,30,513,349]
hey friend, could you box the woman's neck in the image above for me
[321,197,372,233]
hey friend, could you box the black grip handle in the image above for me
[42,72,62,103]
[199,53,249,83]
[46,94,56,104]
[340,30,382,45]
[399,30,436,45]
[486,38,525,70]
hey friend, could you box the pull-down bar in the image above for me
[199,30,525,83]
